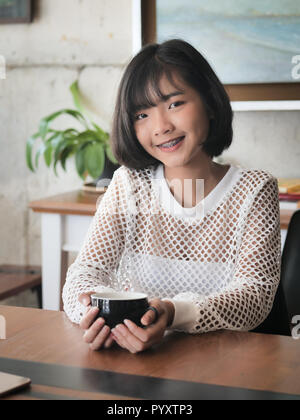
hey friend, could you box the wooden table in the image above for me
[29,190,295,311]
[0,306,300,401]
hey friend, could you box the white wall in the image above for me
[225,110,300,177]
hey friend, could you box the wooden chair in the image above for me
[0,265,42,308]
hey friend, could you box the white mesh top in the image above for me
[62,163,281,334]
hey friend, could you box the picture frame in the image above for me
[0,0,32,24]
[142,0,300,101]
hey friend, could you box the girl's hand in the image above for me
[110,299,175,354]
[78,292,115,350]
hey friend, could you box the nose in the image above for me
[153,109,174,137]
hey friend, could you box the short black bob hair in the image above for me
[111,39,233,170]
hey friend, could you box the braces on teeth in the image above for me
[160,138,182,148]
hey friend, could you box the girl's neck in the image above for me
[163,159,230,208]
[164,157,215,183]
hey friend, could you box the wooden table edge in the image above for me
[28,204,96,216]
[29,191,295,228]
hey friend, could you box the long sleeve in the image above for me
[165,177,281,334]
[62,168,127,324]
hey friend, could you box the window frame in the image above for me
[0,0,32,24]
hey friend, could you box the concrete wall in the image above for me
[224,110,300,175]
[0,1,299,305]
[0,0,132,270]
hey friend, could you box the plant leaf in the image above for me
[45,131,64,149]
[39,109,89,137]
[85,142,105,180]
[91,122,109,141]
[35,142,46,168]
[76,130,99,144]
[61,128,79,139]
[39,110,64,140]
[26,132,40,172]
[105,143,118,164]
[44,144,53,167]
[63,109,90,129]
[70,81,84,114]
[60,145,75,171]
[75,143,89,180]
[53,137,74,175]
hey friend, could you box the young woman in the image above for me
[62,39,281,353]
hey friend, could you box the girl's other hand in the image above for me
[110,298,175,354]
[78,292,115,350]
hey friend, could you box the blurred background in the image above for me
[0,0,299,308]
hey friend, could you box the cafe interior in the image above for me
[0,0,300,402]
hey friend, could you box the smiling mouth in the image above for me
[156,136,185,148]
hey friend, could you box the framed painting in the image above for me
[142,0,300,101]
[0,0,32,24]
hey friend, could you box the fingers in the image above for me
[88,324,111,351]
[78,291,96,307]
[78,295,167,353]
[110,299,169,354]
[82,316,112,350]
[141,308,158,326]
[141,299,162,326]
[124,319,149,342]
[112,319,156,353]
[78,293,114,351]
[79,307,99,330]
[103,333,115,349]
[83,317,105,343]
[112,323,144,354]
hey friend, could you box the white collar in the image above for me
[152,163,243,220]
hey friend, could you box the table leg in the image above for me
[41,213,65,311]
[60,250,69,311]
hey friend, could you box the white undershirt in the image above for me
[153,163,243,219]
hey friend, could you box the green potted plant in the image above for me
[26,81,119,189]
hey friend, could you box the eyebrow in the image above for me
[160,90,185,102]
[134,90,185,113]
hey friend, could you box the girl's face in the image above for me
[133,72,211,169]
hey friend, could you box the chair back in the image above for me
[250,211,300,336]
[251,281,290,336]
[281,210,300,323]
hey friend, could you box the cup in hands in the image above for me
[90,291,152,329]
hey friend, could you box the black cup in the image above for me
[90,292,149,329]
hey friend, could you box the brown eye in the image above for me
[169,101,184,109]
[135,113,147,120]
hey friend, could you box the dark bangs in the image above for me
[127,60,181,119]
